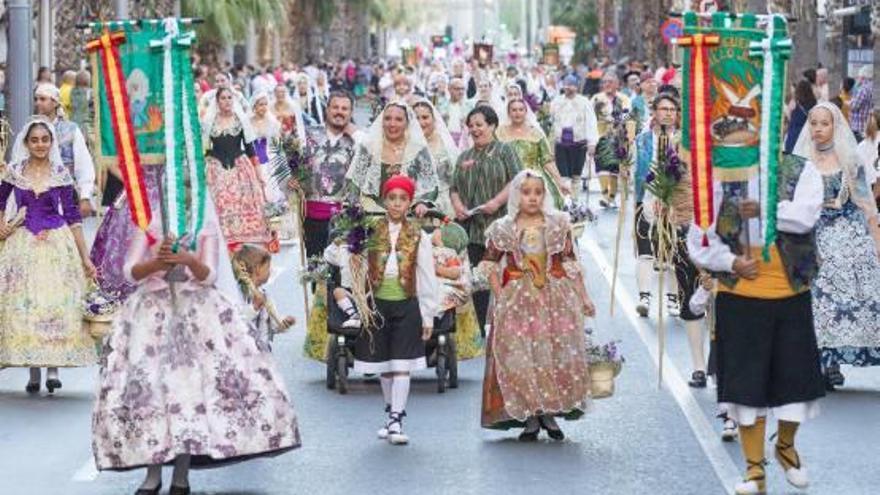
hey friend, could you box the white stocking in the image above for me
[685,320,706,372]
[390,374,411,414]
[380,374,392,407]
[636,257,654,294]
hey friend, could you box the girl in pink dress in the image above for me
[480,169,596,441]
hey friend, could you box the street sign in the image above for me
[603,31,619,48]
[661,18,684,45]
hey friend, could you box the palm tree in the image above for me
[181,0,286,62]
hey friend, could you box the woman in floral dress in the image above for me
[346,102,439,215]
[497,98,568,208]
[202,87,272,248]
[412,98,483,360]
[480,170,595,441]
[792,102,880,390]
[92,199,300,494]
[0,118,97,394]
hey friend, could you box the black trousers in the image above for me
[468,243,489,334]
[715,291,825,407]
[303,217,331,259]
[554,142,588,178]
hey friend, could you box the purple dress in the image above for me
[89,165,162,303]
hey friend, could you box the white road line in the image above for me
[72,458,98,482]
[582,238,740,495]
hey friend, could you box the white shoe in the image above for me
[734,479,765,495]
[377,407,391,439]
[721,418,738,442]
[387,412,408,445]
[636,292,651,318]
[776,445,809,489]
[666,293,680,317]
[342,316,362,329]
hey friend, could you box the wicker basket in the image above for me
[85,313,115,340]
[589,361,622,399]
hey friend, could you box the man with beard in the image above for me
[287,91,362,257]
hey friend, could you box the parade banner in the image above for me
[150,19,207,247]
[86,30,153,240]
[749,15,792,260]
[680,12,770,244]
[90,23,166,167]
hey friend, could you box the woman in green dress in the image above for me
[496,98,569,208]
[412,98,484,360]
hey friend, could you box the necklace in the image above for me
[815,140,834,153]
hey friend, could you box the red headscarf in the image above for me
[382,175,416,199]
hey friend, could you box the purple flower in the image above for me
[646,171,656,183]
[665,163,679,177]
[615,146,628,160]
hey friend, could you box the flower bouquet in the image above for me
[299,255,332,286]
[270,134,311,197]
[643,131,685,387]
[82,283,121,340]
[584,326,624,399]
[329,204,379,329]
[563,197,595,239]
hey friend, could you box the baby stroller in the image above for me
[324,268,459,394]
[323,208,461,394]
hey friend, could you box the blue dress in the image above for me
[812,171,880,368]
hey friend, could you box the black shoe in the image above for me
[45,378,62,394]
[688,371,707,388]
[169,485,191,495]
[824,365,845,389]
[518,428,539,442]
[539,416,565,441]
[134,484,161,495]
[25,381,40,394]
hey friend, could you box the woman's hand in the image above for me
[738,199,760,220]
[287,178,301,191]
[558,179,572,196]
[156,237,196,267]
[480,199,500,216]
[421,326,434,341]
[414,203,429,218]
[732,255,759,280]
[252,291,267,310]
[582,297,596,317]
[82,259,98,279]
[454,202,469,221]
[0,224,13,240]
[280,316,296,330]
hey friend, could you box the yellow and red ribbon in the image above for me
[678,33,720,246]
[87,31,154,241]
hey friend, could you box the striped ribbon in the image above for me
[750,16,792,261]
[151,19,206,248]
[86,31,153,241]
[678,32,720,246]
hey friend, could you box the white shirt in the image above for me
[385,221,440,327]
[857,135,879,185]
[687,161,824,273]
[446,99,471,134]
[550,94,599,146]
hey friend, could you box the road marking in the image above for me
[582,237,740,495]
[72,458,98,482]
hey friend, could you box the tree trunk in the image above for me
[788,0,818,87]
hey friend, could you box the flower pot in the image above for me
[84,313,115,340]
[589,361,621,399]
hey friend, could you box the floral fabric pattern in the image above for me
[206,154,271,245]
[812,172,880,364]
[92,286,300,471]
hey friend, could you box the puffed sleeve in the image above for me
[72,127,96,204]
[687,182,737,273]
[123,231,152,284]
[688,285,712,317]
[416,231,440,327]
[242,131,257,159]
[60,185,83,226]
[776,161,823,234]
[195,225,220,286]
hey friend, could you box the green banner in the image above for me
[681,12,775,181]
[91,23,166,166]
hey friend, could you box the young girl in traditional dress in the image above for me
[353,175,439,446]
[233,244,296,352]
[482,169,595,441]
[480,169,595,441]
[92,199,300,495]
